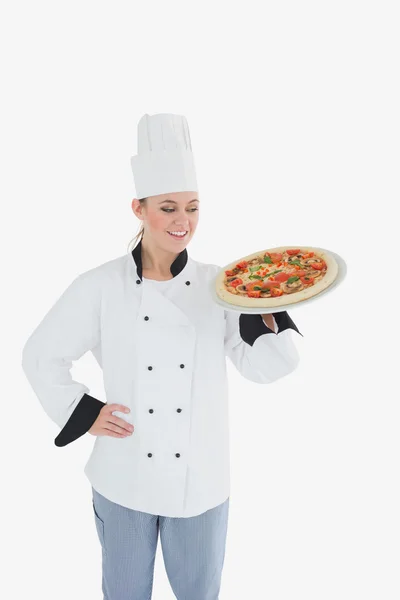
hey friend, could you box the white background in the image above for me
[3,1,399,598]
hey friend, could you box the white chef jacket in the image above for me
[21,240,303,518]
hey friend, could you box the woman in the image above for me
[21,113,303,600]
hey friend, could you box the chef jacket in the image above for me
[21,240,303,517]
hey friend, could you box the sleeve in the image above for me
[224,309,303,384]
[21,273,106,447]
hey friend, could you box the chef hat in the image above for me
[130,113,198,199]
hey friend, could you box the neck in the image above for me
[140,235,181,277]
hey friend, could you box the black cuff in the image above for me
[54,393,106,447]
[273,311,303,337]
[239,311,303,347]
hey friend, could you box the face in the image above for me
[131,191,199,248]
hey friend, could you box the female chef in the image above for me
[21,113,303,600]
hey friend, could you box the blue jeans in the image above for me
[91,486,230,599]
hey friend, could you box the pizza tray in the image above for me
[209,247,347,315]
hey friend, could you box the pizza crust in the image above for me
[215,246,339,308]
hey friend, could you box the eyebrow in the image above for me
[158,199,199,204]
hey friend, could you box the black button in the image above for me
[180,364,185,368]
[136,279,141,284]
[149,409,154,413]
[147,453,152,458]
[148,366,153,371]
[144,316,149,321]
[185,281,190,285]
[177,408,182,413]
[175,453,180,458]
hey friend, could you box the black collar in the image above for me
[131,237,188,281]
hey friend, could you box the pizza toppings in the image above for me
[281,276,303,294]
[310,261,326,270]
[229,278,243,288]
[223,248,328,298]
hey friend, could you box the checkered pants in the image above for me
[91,486,229,599]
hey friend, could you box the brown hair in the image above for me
[127,197,147,253]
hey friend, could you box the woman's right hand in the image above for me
[88,404,134,438]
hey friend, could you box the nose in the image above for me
[173,217,190,226]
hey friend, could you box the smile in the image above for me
[167,231,188,239]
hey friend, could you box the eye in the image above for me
[161,208,199,213]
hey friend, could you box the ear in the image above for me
[131,198,142,218]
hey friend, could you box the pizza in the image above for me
[215,246,339,308]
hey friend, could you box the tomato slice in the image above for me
[301,276,314,285]
[230,278,243,287]
[269,252,283,263]
[286,249,301,256]
[270,287,283,297]
[248,291,261,298]
[236,260,248,269]
[310,261,326,271]
[272,272,291,282]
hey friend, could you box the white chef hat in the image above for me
[130,113,198,199]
